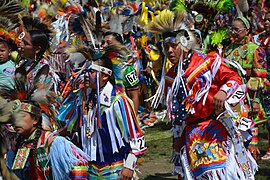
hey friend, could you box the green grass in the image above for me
[256,125,270,180]
[139,121,270,179]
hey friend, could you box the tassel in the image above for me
[96,72,102,128]
[145,50,167,109]
[50,136,90,180]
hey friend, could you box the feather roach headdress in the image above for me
[20,16,52,35]
[148,9,198,52]
[146,9,199,109]
[0,66,59,131]
[0,0,24,50]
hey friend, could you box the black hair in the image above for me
[94,55,115,86]
[103,31,124,44]
[0,39,9,48]
[235,17,252,34]
[29,30,49,60]
[0,36,17,51]
[21,16,51,60]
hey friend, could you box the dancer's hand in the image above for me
[119,167,133,180]
[248,145,261,160]
[213,90,227,112]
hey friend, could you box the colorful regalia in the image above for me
[0,61,90,179]
[6,130,89,180]
[82,81,146,179]
[225,35,268,149]
[58,44,147,179]
[170,52,257,179]
[148,9,257,179]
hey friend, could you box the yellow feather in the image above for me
[147,9,176,33]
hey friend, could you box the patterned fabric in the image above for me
[7,130,89,180]
[225,38,268,125]
[185,120,227,177]
[225,37,267,87]
[89,160,124,180]
[168,52,257,179]
[81,82,144,163]
[183,52,242,122]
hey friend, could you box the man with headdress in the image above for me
[148,9,257,179]
[58,42,147,179]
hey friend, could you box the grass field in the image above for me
[138,122,270,180]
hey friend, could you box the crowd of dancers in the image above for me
[0,0,270,179]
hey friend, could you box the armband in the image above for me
[220,80,239,98]
[129,135,147,156]
[124,153,137,171]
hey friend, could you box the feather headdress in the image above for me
[146,9,199,109]
[0,66,59,131]
[148,9,198,52]
[0,0,24,50]
[147,9,186,34]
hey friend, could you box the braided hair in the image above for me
[14,113,42,177]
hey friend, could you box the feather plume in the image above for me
[33,65,50,89]
[96,10,102,44]
[147,9,185,34]
[0,96,14,124]
[0,78,27,101]
[104,43,129,58]
[212,0,234,12]
[80,14,96,48]
[31,89,57,104]
[21,16,52,35]
[0,0,24,29]
[0,66,59,131]
[65,42,93,60]
[109,12,126,35]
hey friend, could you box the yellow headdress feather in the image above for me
[147,9,186,34]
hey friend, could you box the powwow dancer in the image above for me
[147,9,257,179]
[58,43,147,179]
[1,66,90,180]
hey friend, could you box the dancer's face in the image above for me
[84,61,110,89]
[164,42,182,65]
[231,20,248,43]
[17,32,38,59]
[0,42,10,62]
[14,111,39,137]
[102,34,118,48]
[264,12,270,34]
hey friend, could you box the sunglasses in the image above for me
[231,27,246,33]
